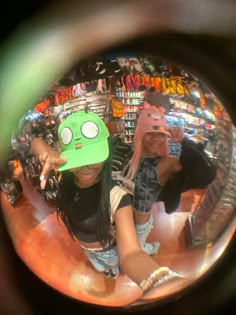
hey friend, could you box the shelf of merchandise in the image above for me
[63,92,110,119]
[115,91,145,144]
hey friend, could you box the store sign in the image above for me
[122,74,189,96]
[34,98,50,112]
[54,86,74,105]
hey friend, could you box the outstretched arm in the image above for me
[114,204,182,302]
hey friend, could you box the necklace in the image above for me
[73,192,80,202]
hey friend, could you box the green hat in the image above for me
[57,111,109,171]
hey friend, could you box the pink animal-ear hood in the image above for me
[137,105,170,136]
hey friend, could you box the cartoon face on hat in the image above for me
[57,111,109,171]
[137,106,170,136]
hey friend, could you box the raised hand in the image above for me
[38,152,67,189]
[168,127,184,143]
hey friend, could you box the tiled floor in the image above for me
[1,165,235,307]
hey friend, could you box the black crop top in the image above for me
[56,172,132,243]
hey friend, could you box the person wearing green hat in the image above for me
[30,110,183,298]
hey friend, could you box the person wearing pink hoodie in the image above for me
[122,106,216,255]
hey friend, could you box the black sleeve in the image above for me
[179,137,217,189]
[157,171,185,214]
[117,193,133,209]
[157,138,217,214]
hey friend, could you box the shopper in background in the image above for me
[30,110,183,300]
[122,106,217,255]
[12,137,30,180]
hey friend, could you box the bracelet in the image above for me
[139,267,170,292]
[152,270,182,288]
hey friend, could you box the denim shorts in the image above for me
[83,245,120,276]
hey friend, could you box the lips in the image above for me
[80,173,94,180]
[81,173,93,177]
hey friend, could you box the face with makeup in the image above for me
[142,132,168,157]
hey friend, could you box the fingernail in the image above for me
[41,179,46,189]
[40,175,45,181]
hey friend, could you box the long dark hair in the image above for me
[96,144,113,247]
[56,138,113,248]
